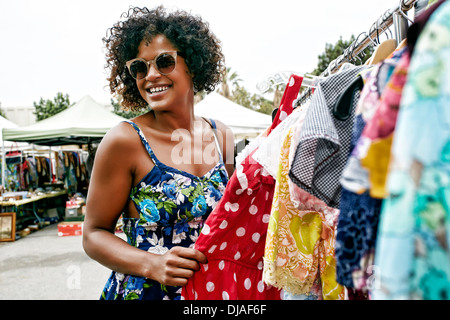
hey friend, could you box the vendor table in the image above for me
[0,190,68,226]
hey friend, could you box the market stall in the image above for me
[1,95,126,240]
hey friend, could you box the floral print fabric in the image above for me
[335,49,410,291]
[100,120,229,300]
[263,127,345,300]
[372,2,450,300]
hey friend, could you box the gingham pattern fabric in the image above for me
[289,65,368,208]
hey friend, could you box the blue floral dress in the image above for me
[101,120,229,300]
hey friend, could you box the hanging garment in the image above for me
[359,50,410,198]
[372,1,450,300]
[253,102,308,179]
[182,75,303,300]
[263,127,345,299]
[335,49,410,291]
[269,75,303,132]
[101,120,229,300]
[289,65,368,208]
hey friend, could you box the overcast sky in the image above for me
[0,0,407,108]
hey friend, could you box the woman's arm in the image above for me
[83,123,206,286]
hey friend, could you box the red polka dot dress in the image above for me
[182,75,302,300]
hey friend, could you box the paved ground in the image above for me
[0,223,116,300]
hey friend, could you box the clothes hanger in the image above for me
[365,16,398,65]
[367,39,397,65]
[256,71,324,93]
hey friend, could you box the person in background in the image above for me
[83,5,234,300]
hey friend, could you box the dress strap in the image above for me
[204,118,224,164]
[123,120,158,165]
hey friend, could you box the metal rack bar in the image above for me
[324,0,417,77]
[296,0,417,105]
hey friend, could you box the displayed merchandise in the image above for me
[180,0,450,301]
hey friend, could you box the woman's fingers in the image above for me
[156,246,207,286]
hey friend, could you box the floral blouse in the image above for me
[101,120,229,300]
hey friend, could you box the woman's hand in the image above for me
[151,246,207,287]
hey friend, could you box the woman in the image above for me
[83,6,234,300]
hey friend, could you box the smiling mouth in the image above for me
[147,85,171,95]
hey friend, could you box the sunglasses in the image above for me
[125,51,184,80]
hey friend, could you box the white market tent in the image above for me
[194,92,272,140]
[0,114,25,148]
[1,95,126,187]
[2,95,126,146]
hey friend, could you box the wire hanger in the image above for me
[256,71,324,94]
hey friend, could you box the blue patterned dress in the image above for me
[101,120,229,300]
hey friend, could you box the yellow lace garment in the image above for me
[263,127,345,299]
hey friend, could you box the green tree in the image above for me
[33,92,72,121]
[250,94,273,115]
[311,35,374,76]
[218,67,242,99]
[111,98,147,119]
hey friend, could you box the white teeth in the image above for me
[148,86,169,94]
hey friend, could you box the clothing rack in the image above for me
[296,0,418,106]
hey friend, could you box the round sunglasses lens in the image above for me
[156,54,176,74]
[130,61,148,79]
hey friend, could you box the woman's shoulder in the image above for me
[97,120,142,156]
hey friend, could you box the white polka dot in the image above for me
[203,263,209,272]
[289,76,295,87]
[262,214,270,223]
[236,227,246,237]
[220,242,227,250]
[225,202,239,212]
[247,188,253,195]
[279,111,288,121]
[244,278,252,290]
[202,224,210,235]
[219,260,225,270]
[219,220,228,229]
[206,281,215,292]
[234,251,241,260]
[249,205,258,215]
[258,280,264,293]
[252,232,260,243]
[222,291,230,300]
[208,245,217,253]
[234,273,237,282]
[257,261,263,270]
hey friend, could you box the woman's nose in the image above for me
[144,62,161,80]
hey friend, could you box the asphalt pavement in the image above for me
[0,223,115,300]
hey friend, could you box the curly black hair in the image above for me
[103,5,226,111]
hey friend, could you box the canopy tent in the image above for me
[1,95,126,187]
[194,92,272,140]
[2,95,126,146]
[0,114,26,148]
